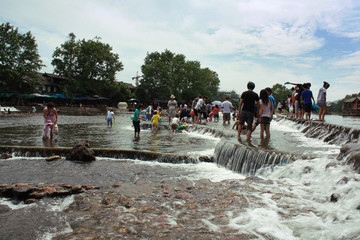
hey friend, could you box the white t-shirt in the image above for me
[222,100,233,113]
[107,111,114,119]
[317,87,327,103]
[196,98,204,110]
[171,117,180,125]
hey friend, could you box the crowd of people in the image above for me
[130,80,330,141]
[37,80,330,141]
[284,81,330,122]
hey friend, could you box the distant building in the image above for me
[37,72,67,94]
[342,97,360,116]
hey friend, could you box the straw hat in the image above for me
[170,94,175,99]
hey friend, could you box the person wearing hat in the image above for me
[317,81,330,121]
[167,94,178,125]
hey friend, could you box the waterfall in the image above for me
[213,140,296,175]
[277,117,359,144]
[0,146,210,164]
[190,125,236,138]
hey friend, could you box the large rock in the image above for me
[66,140,96,162]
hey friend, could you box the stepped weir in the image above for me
[213,140,296,175]
[0,146,211,164]
[276,117,360,144]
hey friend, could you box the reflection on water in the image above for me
[0,113,356,157]
[0,114,220,155]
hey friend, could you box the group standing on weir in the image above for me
[126,81,330,142]
[34,81,329,142]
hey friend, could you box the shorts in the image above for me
[260,117,271,125]
[133,120,140,132]
[214,114,219,119]
[239,111,254,131]
[298,102,303,110]
[304,103,312,113]
[107,118,112,126]
[317,101,326,107]
[169,109,176,117]
[171,123,178,130]
[223,113,230,121]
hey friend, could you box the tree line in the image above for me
[0,22,220,104]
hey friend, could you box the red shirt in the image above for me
[214,107,220,114]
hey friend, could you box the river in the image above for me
[0,113,359,239]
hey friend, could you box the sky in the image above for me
[1,0,359,101]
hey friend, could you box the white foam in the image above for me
[46,195,75,212]
[0,198,32,210]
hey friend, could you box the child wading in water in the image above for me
[105,108,115,127]
[258,89,274,139]
[151,110,161,133]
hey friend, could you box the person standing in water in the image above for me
[151,110,161,133]
[105,108,115,128]
[43,102,58,139]
[237,82,259,141]
[132,104,144,139]
[167,95,178,125]
[317,81,330,122]
[258,89,274,139]
[301,83,315,121]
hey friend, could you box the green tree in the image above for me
[271,83,292,104]
[52,33,124,96]
[51,33,80,95]
[137,49,220,103]
[0,22,44,92]
[102,81,131,105]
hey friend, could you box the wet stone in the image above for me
[337,177,349,185]
[66,139,96,162]
[330,193,340,202]
[176,192,194,200]
[0,204,11,213]
[0,153,12,159]
[303,166,312,174]
[46,155,61,161]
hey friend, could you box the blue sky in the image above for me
[1,0,359,101]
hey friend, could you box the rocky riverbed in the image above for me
[0,177,276,240]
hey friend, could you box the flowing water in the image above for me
[0,113,359,239]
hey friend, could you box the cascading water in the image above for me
[213,140,296,175]
[277,117,360,144]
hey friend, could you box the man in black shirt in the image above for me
[237,82,259,141]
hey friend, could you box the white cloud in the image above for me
[0,0,359,101]
[331,51,360,68]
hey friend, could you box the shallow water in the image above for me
[0,113,359,239]
[0,114,220,155]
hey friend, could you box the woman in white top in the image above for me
[258,89,274,139]
[317,81,330,121]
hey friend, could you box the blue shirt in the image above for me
[269,95,276,109]
[132,109,140,121]
[301,89,313,104]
